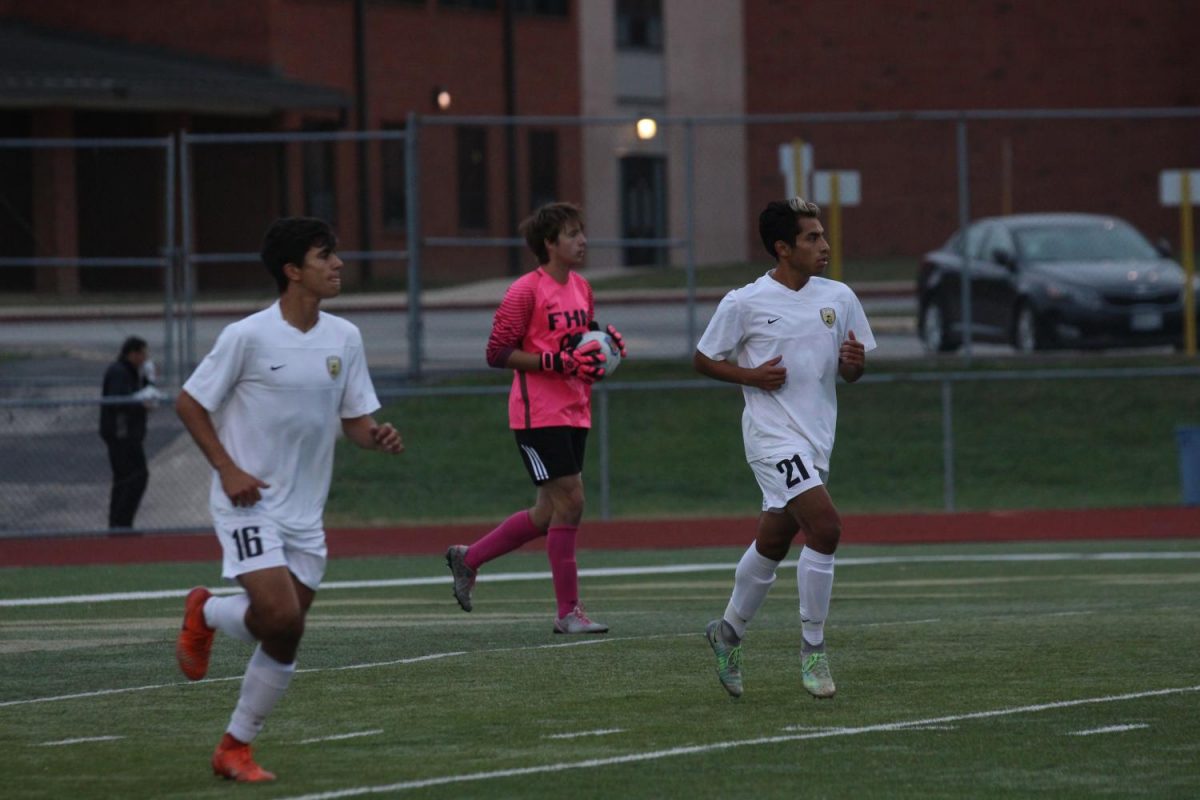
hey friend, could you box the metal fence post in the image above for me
[956,117,973,364]
[179,131,196,378]
[684,117,698,356]
[597,383,611,520]
[405,112,423,380]
[163,135,177,388]
[941,378,956,511]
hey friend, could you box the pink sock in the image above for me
[465,510,543,570]
[547,525,579,618]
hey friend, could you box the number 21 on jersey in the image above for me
[775,454,811,488]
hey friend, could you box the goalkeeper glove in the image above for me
[604,324,627,357]
[587,320,627,358]
[540,335,607,383]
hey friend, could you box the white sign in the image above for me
[777,141,814,199]
[1159,170,1200,205]
[813,170,861,206]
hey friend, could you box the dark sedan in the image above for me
[917,213,1192,352]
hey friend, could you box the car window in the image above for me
[980,225,1016,262]
[1014,221,1159,262]
[962,224,988,259]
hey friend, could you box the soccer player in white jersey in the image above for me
[173,217,404,782]
[695,198,875,700]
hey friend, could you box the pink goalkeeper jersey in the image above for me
[486,267,595,429]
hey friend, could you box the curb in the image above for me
[0,281,916,324]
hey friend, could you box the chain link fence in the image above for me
[4,110,1200,536]
[3,366,1198,538]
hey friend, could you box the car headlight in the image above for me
[1044,282,1103,310]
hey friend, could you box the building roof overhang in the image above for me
[0,25,349,116]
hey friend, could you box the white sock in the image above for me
[203,594,256,644]
[797,546,836,648]
[722,543,780,639]
[226,645,296,744]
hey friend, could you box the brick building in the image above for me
[742,0,1200,259]
[0,0,583,292]
[0,0,1197,295]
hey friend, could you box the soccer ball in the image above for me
[578,329,621,377]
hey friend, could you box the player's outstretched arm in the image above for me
[342,416,405,454]
[176,390,270,506]
[693,351,786,391]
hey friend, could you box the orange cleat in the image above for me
[212,734,276,782]
[175,586,214,681]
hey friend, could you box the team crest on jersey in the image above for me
[820,307,836,328]
[326,355,342,379]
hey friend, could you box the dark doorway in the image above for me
[620,155,667,267]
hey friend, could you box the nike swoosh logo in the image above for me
[767,318,781,324]
[270,364,286,371]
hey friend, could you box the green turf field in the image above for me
[3,539,1198,798]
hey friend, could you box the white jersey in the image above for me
[696,272,876,469]
[183,301,381,531]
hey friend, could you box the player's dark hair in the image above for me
[260,217,338,293]
[119,336,147,358]
[759,197,820,259]
[519,202,583,265]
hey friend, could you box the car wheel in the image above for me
[1013,302,1051,353]
[919,297,960,353]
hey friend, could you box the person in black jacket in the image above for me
[99,336,154,529]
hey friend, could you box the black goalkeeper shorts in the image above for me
[513,426,588,485]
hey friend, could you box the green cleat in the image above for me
[705,619,743,698]
[445,545,476,612]
[800,650,836,699]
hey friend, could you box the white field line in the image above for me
[35,735,124,746]
[1068,723,1150,736]
[299,730,384,745]
[0,634,667,709]
[545,728,625,740]
[276,686,1200,800]
[3,550,1199,608]
[858,617,941,627]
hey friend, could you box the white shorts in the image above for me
[212,510,328,590]
[750,451,829,513]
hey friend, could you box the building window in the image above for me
[438,0,497,10]
[381,124,407,231]
[303,123,337,224]
[616,0,662,51]
[457,126,489,229]
[438,0,569,15]
[513,0,569,15]
[527,130,558,211]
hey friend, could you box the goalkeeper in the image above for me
[445,202,626,635]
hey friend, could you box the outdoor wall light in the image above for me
[635,117,657,140]
[433,87,452,112]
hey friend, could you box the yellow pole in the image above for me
[791,138,806,199]
[1183,172,1196,357]
[829,173,843,282]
